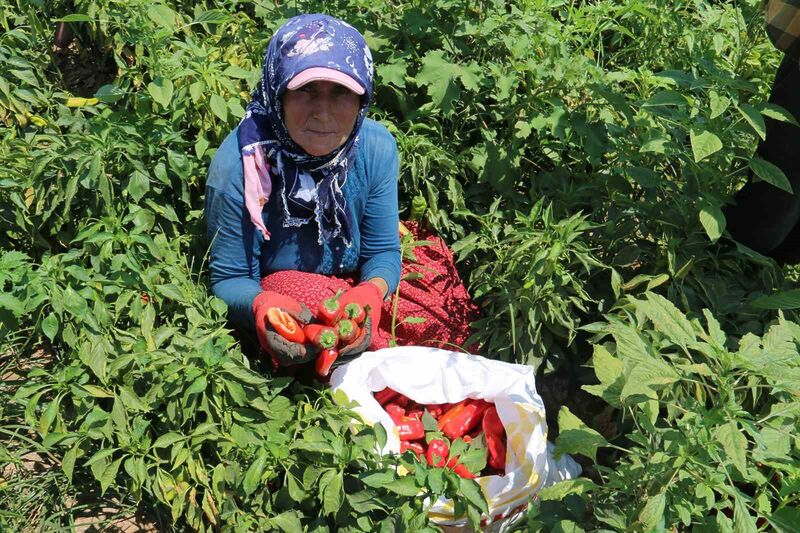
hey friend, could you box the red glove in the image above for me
[338,282,384,348]
[252,291,315,366]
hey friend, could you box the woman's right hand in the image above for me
[252,291,317,366]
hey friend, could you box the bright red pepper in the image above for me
[303,324,338,350]
[337,319,359,344]
[374,388,400,406]
[406,408,423,420]
[483,406,506,471]
[266,307,305,343]
[441,400,491,440]
[453,463,478,479]
[426,404,444,419]
[342,302,366,325]
[437,402,466,430]
[396,417,424,440]
[385,403,405,424]
[426,439,449,468]
[400,441,425,459]
[314,348,339,377]
[317,291,343,326]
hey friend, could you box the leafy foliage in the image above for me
[2,0,800,530]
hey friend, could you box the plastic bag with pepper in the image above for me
[330,346,581,531]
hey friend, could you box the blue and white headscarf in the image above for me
[237,14,374,247]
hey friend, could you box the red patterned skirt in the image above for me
[260,222,480,351]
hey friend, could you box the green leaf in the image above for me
[554,407,608,462]
[709,91,731,119]
[56,14,93,22]
[323,470,343,516]
[759,103,799,126]
[100,457,123,495]
[699,204,725,242]
[62,444,79,482]
[128,170,150,202]
[749,156,793,194]
[690,129,723,162]
[770,507,800,532]
[267,511,303,533]
[643,90,685,107]
[63,286,87,317]
[383,475,421,496]
[153,432,185,448]
[537,478,597,500]
[210,94,228,121]
[147,77,174,108]
[186,375,208,395]
[42,313,59,340]
[458,477,488,515]
[634,292,696,348]
[715,421,748,477]
[638,490,666,531]
[733,491,758,533]
[192,10,230,25]
[750,289,800,310]
[147,4,177,30]
[415,50,479,114]
[379,61,407,87]
[242,449,268,496]
[738,104,766,140]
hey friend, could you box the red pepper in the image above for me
[426,404,444,419]
[453,463,478,479]
[314,347,339,377]
[441,400,491,440]
[303,324,338,350]
[437,402,466,430]
[400,441,425,459]
[342,302,366,325]
[317,290,343,326]
[425,439,449,468]
[483,406,506,471]
[406,408,423,420]
[396,417,424,441]
[374,388,400,406]
[385,403,405,424]
[266,307,305,343]
[393,393,410,408]
[337,319,359,344]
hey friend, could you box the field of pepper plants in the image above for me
[2,0,800,530]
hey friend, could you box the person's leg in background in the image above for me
[725,54,800,258]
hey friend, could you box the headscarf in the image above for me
[237,14,374,247]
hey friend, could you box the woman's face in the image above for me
[282,81,361,157]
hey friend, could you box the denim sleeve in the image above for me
[204,134,263,332]
[358,128,401,296]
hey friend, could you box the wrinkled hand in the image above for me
[338,282,383,351]
[253,291,316,366]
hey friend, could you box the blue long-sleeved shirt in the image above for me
[205,118,401,331]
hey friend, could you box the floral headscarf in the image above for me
[237,14,374,247]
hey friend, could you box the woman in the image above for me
[205,14,477,369]
[725,0,800,263]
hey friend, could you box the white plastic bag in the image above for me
[330,346,581,530]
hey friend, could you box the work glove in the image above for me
[337,281,384,351]
[253,291,316,367]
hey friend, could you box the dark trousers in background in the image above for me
[725,54,800,264]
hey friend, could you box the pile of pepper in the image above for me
[266,290,369,377]
[374,387,508,478]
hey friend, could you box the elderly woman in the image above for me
[205,14,477,370]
